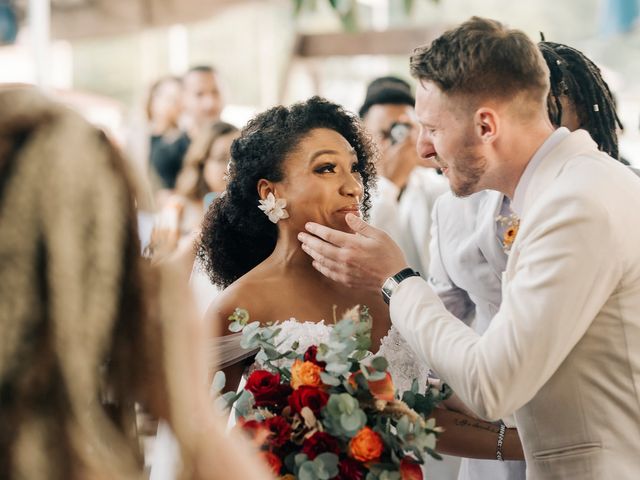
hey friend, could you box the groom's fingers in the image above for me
[299,234,343,263]
[303,222,354,247]
[345,213,378,238]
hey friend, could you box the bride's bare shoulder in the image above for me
[204,271,277,337]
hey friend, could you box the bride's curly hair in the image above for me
[197,96,377,288]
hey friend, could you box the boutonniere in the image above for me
[496,213,520,254]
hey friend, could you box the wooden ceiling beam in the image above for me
[294,25,447,58]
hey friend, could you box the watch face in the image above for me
[381,277,398,305]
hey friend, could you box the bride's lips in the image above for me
[335,205,361,216]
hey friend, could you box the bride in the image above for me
[197,96,426,393]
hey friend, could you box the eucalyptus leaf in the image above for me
[295,453,310,467]
[214,395,230,411]
[228,321,243,333]
[320,372,341,386]
[397,415,410,436]
[370,356,388,372]
[314,452,339,478]
[234,389,254,417]
[427,447,443,460]
[264,346,280,360]
[402,391,416,407]
[367,371,386,381]
[210,370,226,394]
[298,462,318,480]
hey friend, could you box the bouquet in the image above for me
[213,307,450,480]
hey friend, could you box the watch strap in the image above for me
[381,267,420,305]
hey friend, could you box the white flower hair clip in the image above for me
[258,192,289,223]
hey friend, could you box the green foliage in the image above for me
[297,452,340,480]
[324,393,367,437]
[290,0,440,32]
[224,306,447,477]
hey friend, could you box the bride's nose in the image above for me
[339,171,363,200]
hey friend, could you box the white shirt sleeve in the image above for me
[428,197,475,323]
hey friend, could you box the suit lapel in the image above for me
[520,130,598,218]
[474,190,508,278]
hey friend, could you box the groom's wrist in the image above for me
[381,267,421,305]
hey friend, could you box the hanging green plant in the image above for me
[292,0,439,32]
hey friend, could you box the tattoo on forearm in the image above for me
[453,418,500,434]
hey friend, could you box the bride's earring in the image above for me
[258,192,290,223]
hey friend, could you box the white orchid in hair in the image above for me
[258,192,290,223]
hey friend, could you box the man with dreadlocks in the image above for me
[538,39,624,161]
[299,17,640,480]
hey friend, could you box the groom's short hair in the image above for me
[410,17,549,107]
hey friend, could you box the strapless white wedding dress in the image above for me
[149,320,428,480]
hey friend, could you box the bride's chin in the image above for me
[333,219,354,233]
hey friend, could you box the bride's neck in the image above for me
[267,229,324,276]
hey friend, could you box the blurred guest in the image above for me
[147,76,190,190]
[155,121,239,248]
[182,66,225,142]
[0,87,272,480]
[361,76,448,276]
[539,40,624,161]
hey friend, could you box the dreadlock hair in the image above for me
[197,96,377,289]
[538,40,623,160]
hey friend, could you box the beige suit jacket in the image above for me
[390,130,640,479]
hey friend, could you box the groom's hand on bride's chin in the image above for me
[297,213,408,291]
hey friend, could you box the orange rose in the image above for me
[349,426,384,462]
[279,475,296,480]
[349,370,395,401]
[261,451,283,475]
[290,359,322,389]
[368,372,395,402]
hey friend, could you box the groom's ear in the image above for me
[257,179,275,200]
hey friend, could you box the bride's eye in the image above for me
[315,163,336,174]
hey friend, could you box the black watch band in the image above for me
[381,267,420,305]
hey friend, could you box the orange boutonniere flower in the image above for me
[503,223,519,249]
[290,359,323,389]
[497,213,520,254]
[349,426,384,462]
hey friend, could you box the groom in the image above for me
[299,16,640,479]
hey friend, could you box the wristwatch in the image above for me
[381,267,421,305]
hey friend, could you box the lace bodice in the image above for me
[377,325,430,393]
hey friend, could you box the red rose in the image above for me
[301,432,341,460]
[261,450,283,475]
[245,370,292,411]
[264,416,292,448]
[335,457,366,480]
[238,419,270,445]
[400,458,423,480]
[288,386,329,415]
[303,345,326,368]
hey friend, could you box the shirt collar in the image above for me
[511,127,570,215]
